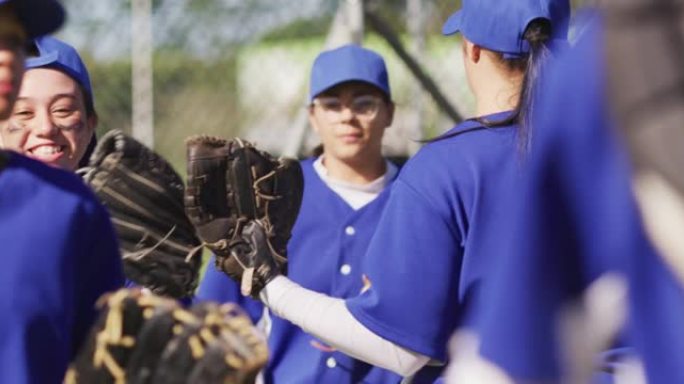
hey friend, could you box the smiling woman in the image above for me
[0,36,96,171]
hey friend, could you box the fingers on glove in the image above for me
[86,130,187,230]
[66,288,268,384]
[152,301,268,384]
[185,136,231,224]
[123,249,202,299]
[125,307,185,384]
[187,302,268,383]
[185,135,239,250]
[81,130,203,299]
[230,143,260,218]
[262,158,304,255]
[65,289,177,384]
[183,137,301,297]
[231,220,285,298]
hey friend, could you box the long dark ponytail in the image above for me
[432,18,553,153]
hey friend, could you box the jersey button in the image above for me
[345,226,356,236]
[326,357,337,368]
[340,264,352,275]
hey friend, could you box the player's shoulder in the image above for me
[1,152,103,213]
[4,152,90,193]
[299,157,315,166]
[403,116,517,176]
[421,115,516,159]
[298,157,316,173]
[297,157,320,185]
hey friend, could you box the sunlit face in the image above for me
[0,8,27,120]
[0,68,95,170]
[309,81,394,164]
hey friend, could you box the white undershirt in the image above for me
[313,156,398,210]
[261,276,431,377]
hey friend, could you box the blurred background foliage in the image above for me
[54,0,593,278]
[58,0,592,172]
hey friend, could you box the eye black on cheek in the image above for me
[5,121,26,134]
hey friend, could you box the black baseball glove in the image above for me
[64,289,268,384]
[153,302,268,384]
[63,289,178,384]
[80,130,202,298]
[184,136,304,297]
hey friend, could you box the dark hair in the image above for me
[431,18,552,153]
[76,83,98,168]
[80,85,97,119]
[311,144,324,158]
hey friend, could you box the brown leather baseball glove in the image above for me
[184,136,303,297]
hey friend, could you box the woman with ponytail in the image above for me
[225,1,571,382]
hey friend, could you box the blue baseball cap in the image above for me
[26,36,93,106]
[0,0,65,38]
[309,44,390,103]
[442,0,570,57]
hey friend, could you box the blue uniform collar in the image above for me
[437,110,517,140]
[462,110,516,129]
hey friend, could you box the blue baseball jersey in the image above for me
[0,152,125,383]
[471,23,684,383]
[197,158,402,383]
[346,112,521,372]
[196,257,264,322]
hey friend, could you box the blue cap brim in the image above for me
[25,51,59,68]
[4,0,65,38]
[442,11,463,36]
[309,77,388,104]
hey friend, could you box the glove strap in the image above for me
[241,268,255,297]
[121,224,177,261]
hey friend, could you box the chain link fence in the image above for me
[55,0,588,171]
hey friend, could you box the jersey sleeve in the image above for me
[195,254,264,323]
[346,178,462,361]
[72,201,125,357]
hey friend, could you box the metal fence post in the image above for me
[281,0,365,158]
[407,0,426,151]
[131,0,155,148]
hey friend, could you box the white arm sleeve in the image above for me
[260,276,430,377]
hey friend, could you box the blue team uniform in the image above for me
[0,152,125,383]
[197,260,264,323]
[346,112,521,381]
[197,158,402,383]
[471,23,684,383]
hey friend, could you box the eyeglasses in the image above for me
[312,95,384,120]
